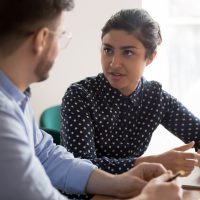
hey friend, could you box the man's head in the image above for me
[0,0,74,56]
[0,0,74,86]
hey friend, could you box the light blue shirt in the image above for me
[0,70,97,200]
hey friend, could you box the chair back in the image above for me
[39,105,61,144]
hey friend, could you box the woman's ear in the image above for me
[32,27,49,54]
[146,50,157,66]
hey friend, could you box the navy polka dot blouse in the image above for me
[61,73,200,174]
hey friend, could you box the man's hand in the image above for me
[112,162,168,198]
[86,162,168,198]
[137,172,182,200]
[126,162,167,181]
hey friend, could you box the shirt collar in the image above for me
[98,73,142,106]
[0,70,31,111]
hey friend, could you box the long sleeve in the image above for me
[0,74,97,199]
[160,90,200,150]
[0,96,68,200]
[35,129,96,194]
[61,75,200,177]
[61,86,134,174]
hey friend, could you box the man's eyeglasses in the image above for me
[48,29,72,49]
[25,28,72,49]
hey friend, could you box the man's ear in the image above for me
[33,27,49,54]
[146,50,157,66]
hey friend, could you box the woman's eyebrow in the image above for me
[102,43,137,49]
[102,43,113,48]
[120,45,137,50]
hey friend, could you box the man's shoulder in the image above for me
[0,90,14,111]
[0,92,19,125]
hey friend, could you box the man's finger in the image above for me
[152,172,173,183]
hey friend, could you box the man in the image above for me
[0,0,182,199]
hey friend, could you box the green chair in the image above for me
[39,105,61,145]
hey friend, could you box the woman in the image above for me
[61,8,200,175]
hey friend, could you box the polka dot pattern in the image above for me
[61,73,200,174]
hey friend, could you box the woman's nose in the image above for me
[110,55,121,68]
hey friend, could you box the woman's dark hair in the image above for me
[101,9,162,58]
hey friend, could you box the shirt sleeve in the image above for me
[161,90,200,151]
[35,129,97,194]
[0,100,68,200]
[0,95,97,200]
[61,87,134,174]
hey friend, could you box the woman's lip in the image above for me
[110,72,125,76]
[109,73,125,80]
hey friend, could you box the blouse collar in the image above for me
[97,73,143,106]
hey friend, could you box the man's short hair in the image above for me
[0,0,74,55]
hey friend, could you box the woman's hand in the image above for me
[135,141,198,176]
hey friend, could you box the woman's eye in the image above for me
[124,49,134,56]
[103,47,113,55]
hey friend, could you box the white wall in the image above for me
[31,0,142,122]
[142,0,199,155]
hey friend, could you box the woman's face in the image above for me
[101,30,155,96]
